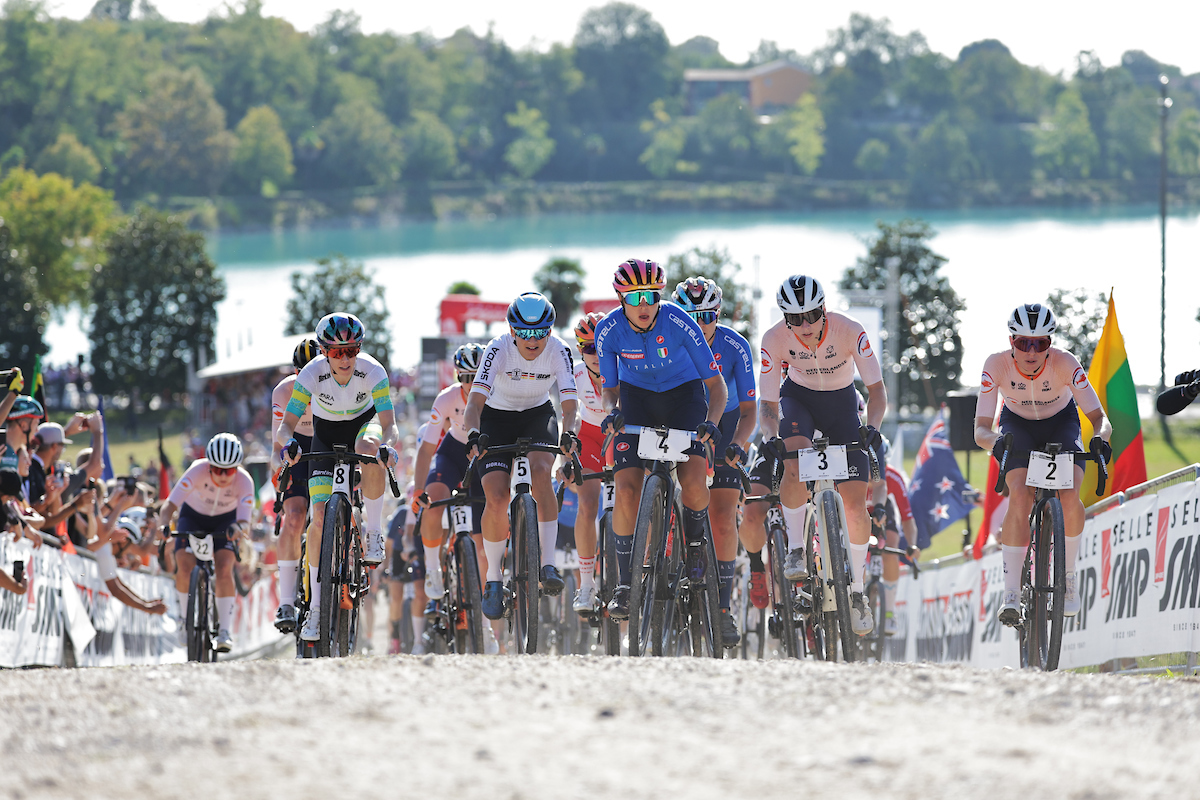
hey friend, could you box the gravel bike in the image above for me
[994,434,1107,671]
[576,445,622,656]
[859,532,919,663]
[744,455,805,659]
[415,489,486,654]
[172,526,235,662]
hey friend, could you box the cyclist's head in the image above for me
[777,275,825,330]
[613,258,665,299]
[1007,303,1056,363]
[205,433,243,480]
[453,342,485,384]
[673,276,722,328]
[316,313,365,362]
[574,312,605,362]
[293,337,320,371]
[507,293,555,358]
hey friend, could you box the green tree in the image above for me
[1168,107,1200,176]
[504,102,555,179]
[695,93,756,167]
[1047,287,1107,370]
[639,100,692,178]
[908,112,976,200]
[1034,88,1099,179]
[89,207,225,395]
[447,281,480,295]
[663,246,754,340]
[33,132,101,185]
[115,66,237,195]
[229,105,294,195]
[953,40,1034,122]
[317,99,404,187]
[854,138,890,177]
[401,110,458,180]
[0,167,117,309]
[0,0,54,160]
[572,2,670,123]
[285,254,391,370]
[533,257,585,325]
[1104,88,1158,181]
[0,215,48,372]
[839,219,964,411]
[786,94,826,175]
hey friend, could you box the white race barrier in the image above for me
[887,475,1200,670]
[0,537,287,668]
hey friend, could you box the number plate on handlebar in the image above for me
[795,446,849,481]
[1026,452,1075,490]
[602,481,616,511]
[448,505,472,535]
[636,428,691,462]
[188,533,215,562]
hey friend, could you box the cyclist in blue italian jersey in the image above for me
[594,259,728,620]
[672,276,757,647]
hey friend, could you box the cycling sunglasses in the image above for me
[1012,336,1052,353]
[689,311,719,324]
[784,308,825,327]
[579,343,597,355]
[457,372,475,384]
[621,289,661,307]
[325,345,360,359]
[209,465,237,476]
[513,327,551,340]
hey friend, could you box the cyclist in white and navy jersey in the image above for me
[276,312,400,641]
[268,337,319,633]
[156,433,254,652]
[464,293,580,621]
[594,259,728,620]
[671,276,757,647]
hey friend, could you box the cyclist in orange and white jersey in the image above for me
[974,303,1111,625]
[567,312,608,614]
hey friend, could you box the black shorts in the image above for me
[747,442,782,493]
[424,435,484,534]
[310,410,380,503]
[779,381,868,483]
[174,506,237,554]
[711,407,746,491]
[479,401,558,476]
[282,432,313,505]
[998,401,1083,471]
[614,380,707,473]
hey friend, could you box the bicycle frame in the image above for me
[417,490,487,654]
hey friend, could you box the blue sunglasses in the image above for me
[513,327,551,340]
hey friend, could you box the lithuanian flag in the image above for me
[1078,294,1146,505]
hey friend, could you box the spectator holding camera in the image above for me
[2,468,44,552]
[1,395,42,474]
[0,367,25,427]
[1157,370,1200,416]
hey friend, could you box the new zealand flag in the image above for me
[907,409,974,548]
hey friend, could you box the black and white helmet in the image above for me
[453,343,484,373]
[1008,303,1056,337]
[205,433,244,469]
[777,275,825,314]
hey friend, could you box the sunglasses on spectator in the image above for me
[689,311,719,324]
[1012,336,1052,353]
[513,327,551,340]
[326,345,360,359]
[209,465,237,476]
[784,308,825,327]
[579,343,597,355]
[621,290,661,307]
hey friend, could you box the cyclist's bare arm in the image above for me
[759,400,781,441]
[731,399,757,450]
[863,379,886,430]
[702,374,728,425]
[411,439,438,496]
[376,408,400,449]
[560,398,579,439]
[973,415,1001,451]
[156,500,178,530]
[463,391,487,441]
[601,386,619,414]
[1085,407,1112,444]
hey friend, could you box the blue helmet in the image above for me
[507,292,555,330]
[8,396,43,420]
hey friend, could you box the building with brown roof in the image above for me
[683,60,813,115]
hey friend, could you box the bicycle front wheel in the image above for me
[629,473,668,657]
[511,493,540,655]
[768,523,800,659]
[1031,498,1066,671]
[822,492,856,663]
[186,564,212,662]
[690,527,723,658]
[455,535,485,654]
[599,510,621,656]
[318,493,351,658]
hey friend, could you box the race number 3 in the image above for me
[795,446,849,481]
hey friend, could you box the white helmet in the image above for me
[777,275,825,314]
[672,276,722,313]
[205,432,244,468]
[123,506,147,527]
[115,516,143,545]
[1008,303,1056,337]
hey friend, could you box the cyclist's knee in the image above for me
[427,482,450,502]
[355,437,378,455]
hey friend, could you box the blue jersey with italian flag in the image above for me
[595,301,719,392]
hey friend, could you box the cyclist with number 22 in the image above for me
[758,275,887,636]
[594,259,728,621]
[973,303,1111,625]
[276,312,401,642]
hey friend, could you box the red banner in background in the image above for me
[438,295,510,334]
[582,298,620,316]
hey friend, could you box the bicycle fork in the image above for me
[813,488,853,614]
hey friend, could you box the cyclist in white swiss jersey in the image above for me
[463,292,580,621]
[269,338,319,633]
[276,312,400,642]
[974,303,1112,624]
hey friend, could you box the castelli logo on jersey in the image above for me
[857,332,873,357]
[616,442,630,452]
[656,335,665,344]
[1072,367,1089,389]
[981,371,994,391]
[748,388,756,398]
[714,352,722,361]
[709,361,718,371]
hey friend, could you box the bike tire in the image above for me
[768,524,801,659]
[629,473,668,657]
[1033,498,1066,671]
[865,579,885,663]
[185,565,210,662]
[456,535,485,654]
[697,526,723,658]
[318,493,350,658]
[822,492,857,663]
[600,510,621,656]
[511,493,540,655]
[656,494,685,657]
[337,525,362,656]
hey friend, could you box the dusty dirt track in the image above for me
[2,655,1199,800]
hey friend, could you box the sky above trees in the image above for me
[51,0,1200,76]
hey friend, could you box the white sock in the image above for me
[176,590,188,615]
[849,542,869,593]
[411,614,426,638]
[782,505,806,551]
[217,596,235,630]
[364,493,384,532]
[539,521,558,568]
[578,555,596,592]
[423,544,442,579]
[1002,545,1026,593]
[278,560,299,605]
[883,580,898,617]
[484,538,508,582]
[309,563,322,611]
[1065,533,1081,573]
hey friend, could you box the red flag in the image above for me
[973,456,1002,560]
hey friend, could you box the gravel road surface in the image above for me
[2,654,1198,800]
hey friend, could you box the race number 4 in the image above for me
[636,428,690,462]
[795,446,849,481]
[1026,452,1075,490]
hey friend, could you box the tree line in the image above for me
[2,1,1199,201]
